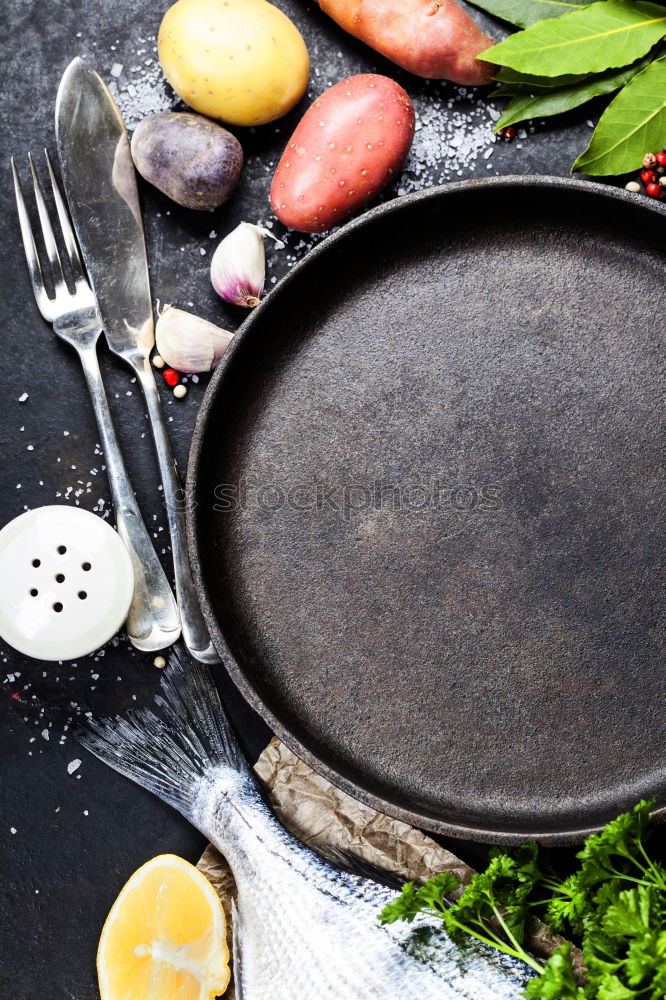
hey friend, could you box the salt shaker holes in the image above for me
[0,506,135,660]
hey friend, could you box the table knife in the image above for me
[55,57,219,663]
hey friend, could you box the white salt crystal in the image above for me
[18,392,28,403]
[67,759,82,775]
[110,62,123,78]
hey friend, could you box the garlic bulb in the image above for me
[210,222,269,307]
[155,306,234,373]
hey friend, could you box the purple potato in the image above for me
[130,111,243,210]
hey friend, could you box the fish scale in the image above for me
[79,652,533,999]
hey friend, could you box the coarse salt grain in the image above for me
[67,759,82,775]
[18,393,28,403]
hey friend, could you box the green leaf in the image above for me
[447,853,515,927]
[624,929,666,985]
[377,872,460,925]
[576,798,657,883]
[603,885,654,938]
[466,0,596,29]
[493,66,591,87]
[574,56,666,173]
[581,877,666,998]
[481,0,666,76]
[522,943,585,999]
[592,799,655,863]
[445,845,545,948]
[413,871,461,916]
[544,872,591,934]
[596,977,641,1000]
[378,881,422,924]
[583,926,625,983]
[493,56,649,129]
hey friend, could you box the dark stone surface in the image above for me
[0,0,660,997]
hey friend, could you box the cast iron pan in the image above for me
[188,177,665,844]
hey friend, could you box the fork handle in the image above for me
[133,359,220,664]
[78,343,181,651]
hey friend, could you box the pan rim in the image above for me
[187,174,666,845]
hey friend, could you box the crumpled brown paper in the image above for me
[197,737,584,997]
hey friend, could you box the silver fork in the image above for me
[12,151,181,653]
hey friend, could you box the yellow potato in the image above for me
[158,0,310,126]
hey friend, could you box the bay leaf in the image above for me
[493,67,591,87]
[493,55,651,126]
[481,0,666,76]
[466,0,596,29]
[573,55,666,174]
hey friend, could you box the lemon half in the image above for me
[97,854,230,1000]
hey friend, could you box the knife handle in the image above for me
[133,359,221,664]
[78,343,182,651]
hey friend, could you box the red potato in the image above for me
[314,0,493,86]
[270,74,415,234]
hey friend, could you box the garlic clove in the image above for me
[155,305,234,373]
[210,222,269,308]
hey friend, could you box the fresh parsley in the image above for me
[378,799,666,1000]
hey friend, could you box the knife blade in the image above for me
[56,57,219,663]
[55,58,153,362]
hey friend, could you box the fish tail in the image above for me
[76,648,248,817]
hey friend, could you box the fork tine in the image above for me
[28,151,66,292]
[44,149,85,283]
[11,156,51,315]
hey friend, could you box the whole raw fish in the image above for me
[80,653,532,999]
